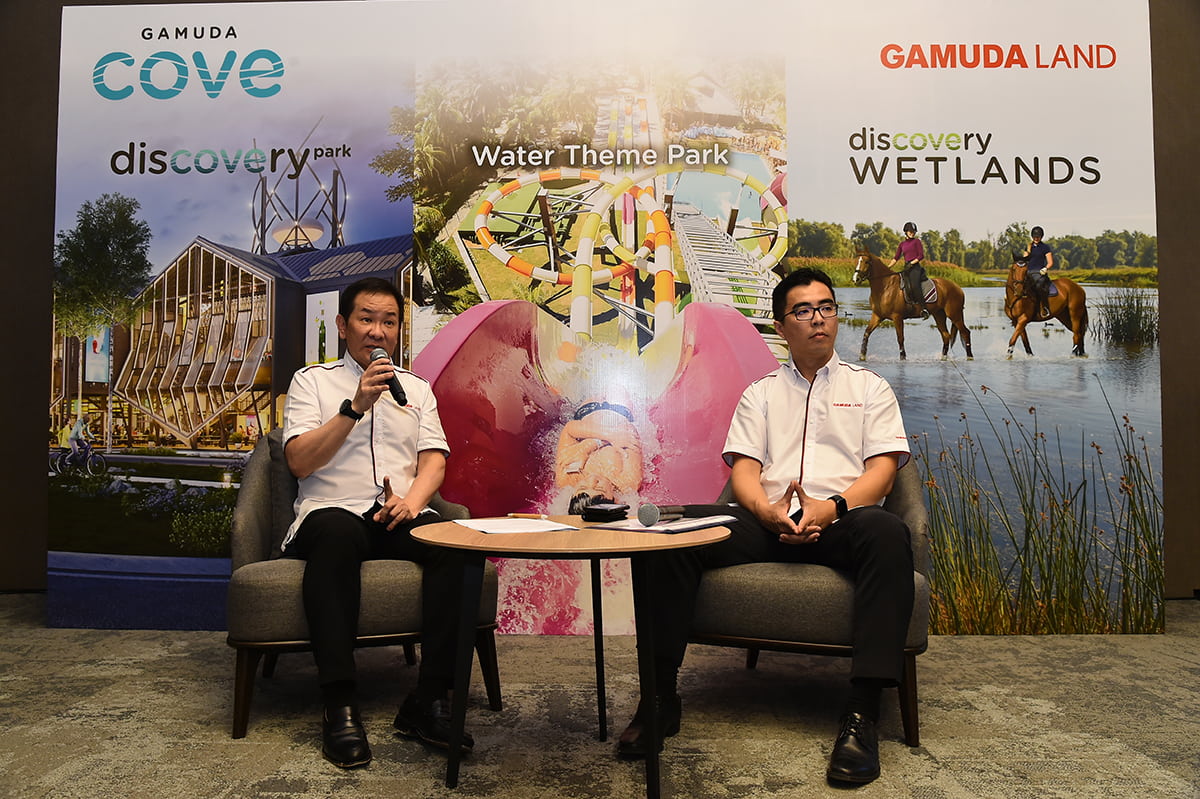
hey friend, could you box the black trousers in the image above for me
[904,263,926,303]
[640,503,915,684]
[1030,271,1052,306]
[287,507,461,693]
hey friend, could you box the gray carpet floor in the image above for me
[1,593,1197,799]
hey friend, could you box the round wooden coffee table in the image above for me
[413,515,730,799]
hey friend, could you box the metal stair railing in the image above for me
[673,203,787,361]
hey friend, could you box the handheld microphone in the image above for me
[637,503,686,526]
[369,347,407,407]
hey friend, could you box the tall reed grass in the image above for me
[913,375,1163,634]
[1092,284,1159,347]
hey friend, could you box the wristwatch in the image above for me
[828,494,848,519]
[338,398,364,422]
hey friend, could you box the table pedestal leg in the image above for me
[590,557,607,740]
[631,553,661,799]
[445,551,484,788]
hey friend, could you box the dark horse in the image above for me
[853,249,973,361]
[1004,257,1088,358]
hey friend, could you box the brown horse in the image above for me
[1004,258,1088,357]
[853,249,973,361]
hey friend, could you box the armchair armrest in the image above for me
[230,433,275,570]
[430,492,469,520]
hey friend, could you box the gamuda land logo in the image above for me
[880,43,1116,69]
[91,25,285,100]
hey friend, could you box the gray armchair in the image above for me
[688,461,931,746]
[225,428,502,738]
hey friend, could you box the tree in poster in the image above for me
[1053,235,1096,271]
[788,219,852,258]
[994,222,1031,270]
[372,105,418,204]
[850,221,900,258]
[1095,230,1129,268]
[649,67,698,131]
[53,193,153,449]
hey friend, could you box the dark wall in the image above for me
[3,0,1197,596]
[1149,0,1200,598]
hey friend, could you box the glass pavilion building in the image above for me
[50,234,414,449]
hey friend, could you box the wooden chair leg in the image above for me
[745,647,760,669]
[402,642,417,666]
[899,652,920,747]
[232,648,262,739]
[475,628,503,711]
[262,652,279,679]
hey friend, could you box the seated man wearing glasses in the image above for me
[616,267,914,786]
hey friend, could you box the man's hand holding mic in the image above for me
[284,349,407,482]
[369,347,407,407]
[347,349,407,419]
[343,348,392,416]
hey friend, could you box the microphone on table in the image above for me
[369,347,407,407]
[637,503,686,526]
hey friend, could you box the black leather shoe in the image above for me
[321,705,371,768]
[616,693,681,760]
[393,692,474,753]
[826,711,880,784]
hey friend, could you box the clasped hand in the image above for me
[760,480,833,545]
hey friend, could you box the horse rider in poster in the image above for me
[1022,225,1054,318]
[887,222,928,318]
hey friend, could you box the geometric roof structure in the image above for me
[112,234,413,445]
[201,233,414,288]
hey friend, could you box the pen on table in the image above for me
[507,512,549,520]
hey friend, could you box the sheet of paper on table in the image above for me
[453,518,579,534]
[591,515,737,533]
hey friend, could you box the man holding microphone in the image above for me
[282,277,471,768]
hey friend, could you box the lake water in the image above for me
[836,285,1163,490]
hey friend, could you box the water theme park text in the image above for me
[471,143,730,169]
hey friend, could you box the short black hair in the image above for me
[772,267,836,321]
[338,277,404,319]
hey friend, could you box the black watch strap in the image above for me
[828,494,848,519]
[339,398,364,422]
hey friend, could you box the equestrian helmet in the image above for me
[1031,225,1044,238]
[903,221,917,233]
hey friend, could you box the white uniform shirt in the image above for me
[281,352,449,549]
[722,351,910,514]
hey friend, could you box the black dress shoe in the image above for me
[321,705,371,768]
[616,693,681,760]
[826,711,880,784]
[393,691,474,753]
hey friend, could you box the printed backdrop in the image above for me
[54,0,1159,634]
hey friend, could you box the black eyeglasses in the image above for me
[786,302,838,322]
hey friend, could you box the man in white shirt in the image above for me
[283,277,469,768]
[616,267,914,786]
